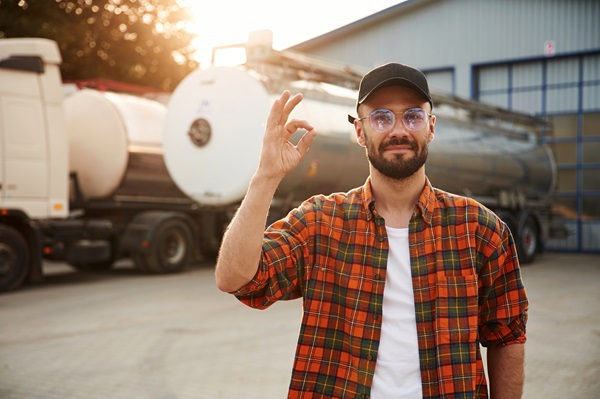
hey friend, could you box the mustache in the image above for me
[379,137,417,152]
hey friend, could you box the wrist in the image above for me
[247,171,281,200]
[251,169,283,189]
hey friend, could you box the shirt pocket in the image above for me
[435,274,479,345]
[306,262,360,300]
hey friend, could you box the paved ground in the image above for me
[0,253,598,399]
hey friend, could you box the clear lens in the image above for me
[370,110,395,131]
[403,108,427,131]
[368,108,428,132]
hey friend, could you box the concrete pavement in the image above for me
[0,253,598,398]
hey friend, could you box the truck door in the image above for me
[0,102,3,200]
[0,43,50,216]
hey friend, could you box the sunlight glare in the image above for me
[184,1,289,68]
[182,0,404,69]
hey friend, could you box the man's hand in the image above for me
[256,91,317,182]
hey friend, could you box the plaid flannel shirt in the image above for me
[234,177,528,399]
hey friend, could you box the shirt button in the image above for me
[372,314,379,320]
[374,274,381,280]
[376,236,385,242]
[367,354,373,361]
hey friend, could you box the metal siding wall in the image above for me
[304,0,599,98]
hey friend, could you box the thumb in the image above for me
[295,128,317,157]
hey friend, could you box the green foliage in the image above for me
[0,0,199,91]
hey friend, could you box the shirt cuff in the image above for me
[229,270,265,297]
[481,311,528,347]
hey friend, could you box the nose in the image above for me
[387,116,411,138]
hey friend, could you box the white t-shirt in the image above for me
[370,226,423,398]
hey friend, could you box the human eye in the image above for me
[404,109,425,122]
[371,110,394,124]
[402,108,427,130]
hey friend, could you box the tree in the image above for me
[0,0,199,91]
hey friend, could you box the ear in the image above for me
[355,121,367,147]
[427,115,436,143]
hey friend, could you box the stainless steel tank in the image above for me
[426,116,555,201]
[163,66,555,208]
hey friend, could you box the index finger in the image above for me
[279,92,303,126]
[267,91,303,128]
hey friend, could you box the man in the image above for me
[215,63,528,398]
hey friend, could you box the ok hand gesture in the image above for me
[256,91,317,183]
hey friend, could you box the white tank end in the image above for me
[163,67,272,206]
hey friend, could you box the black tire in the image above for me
[132,253,152,273]
[0,225,30,292]
[516,214,539,264]
[494,210,518,237]
[137,219,193,274]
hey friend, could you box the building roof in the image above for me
[288,0,438,52]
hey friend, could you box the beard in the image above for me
[365,133,429,180]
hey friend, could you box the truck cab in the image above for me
[0,38,69,291]
[0,38,69,218]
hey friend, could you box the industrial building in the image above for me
[291,0,600,253]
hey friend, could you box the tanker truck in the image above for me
[0,37,562,292]
[0,38,223,292]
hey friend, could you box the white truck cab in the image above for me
[0,38,202,292]
[0,38,69,218]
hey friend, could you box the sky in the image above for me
[183,0,403,67]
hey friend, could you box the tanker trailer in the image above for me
[55,89,210,273]
[1,37,219,292]
[163,65,557,263]
[65,89,184,200]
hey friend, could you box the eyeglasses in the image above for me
[350,108,432,133]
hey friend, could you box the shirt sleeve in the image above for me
[478,220,529,347]
[232,201,315,309]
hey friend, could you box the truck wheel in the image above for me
[516,214,539,264]
[140,219,192,274]
[0,225,30,292]
[494,210,517,236]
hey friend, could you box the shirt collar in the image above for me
[416,177,435,225]
[361,176,435,225]
[361,178,377,221]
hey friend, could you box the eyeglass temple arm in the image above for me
[348,114,370,124]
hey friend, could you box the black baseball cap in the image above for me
[348,62,433,123]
